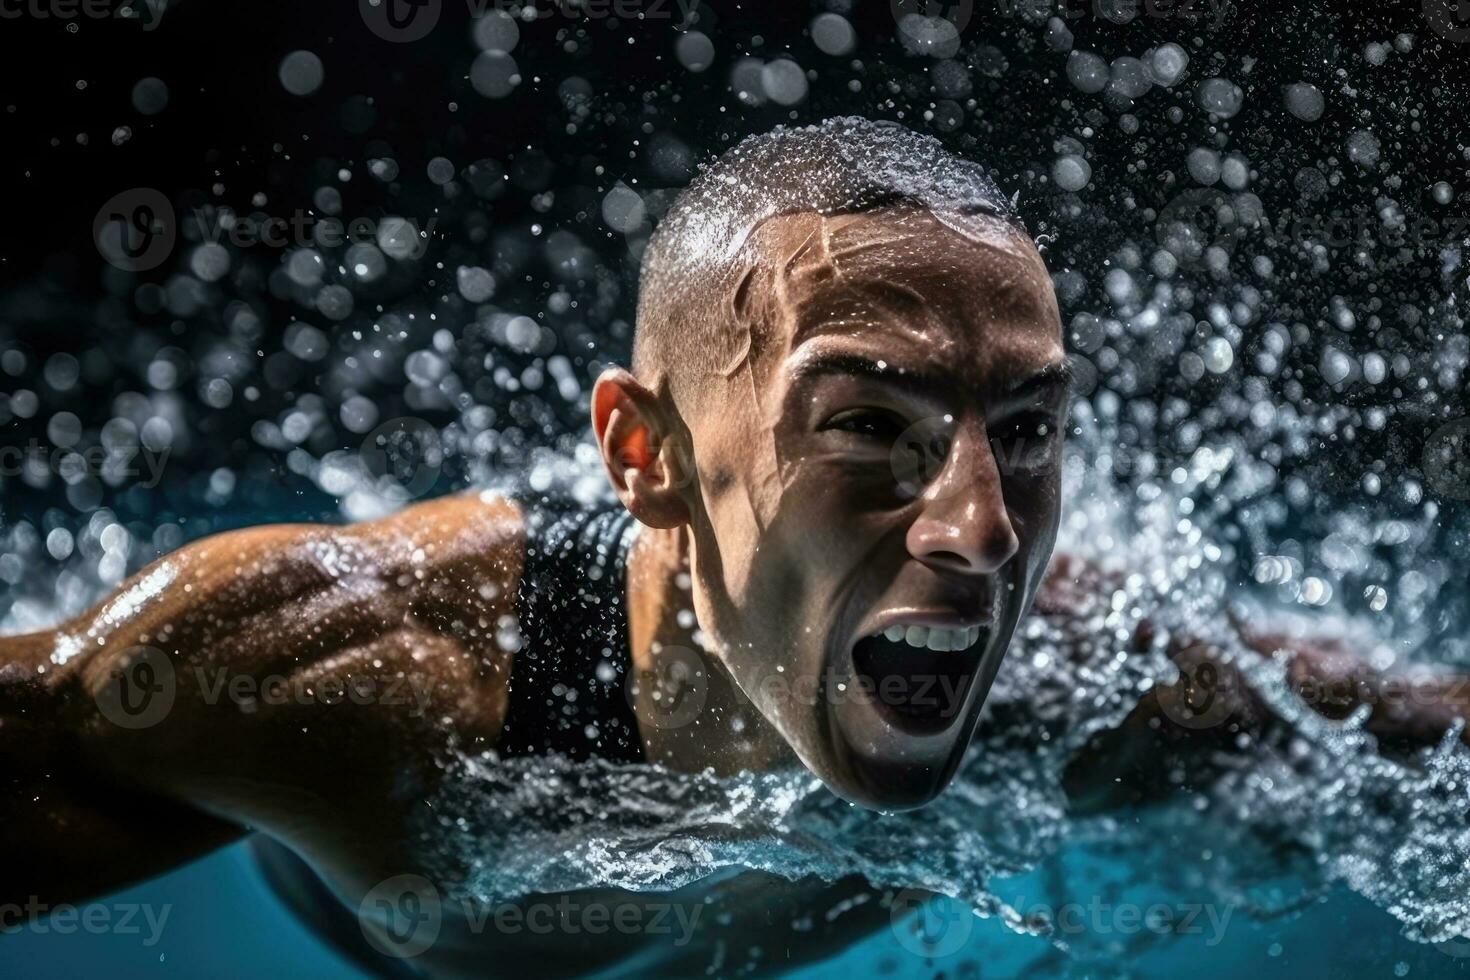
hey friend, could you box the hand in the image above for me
[1235,619,1470,747]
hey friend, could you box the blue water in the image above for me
[6,841,1467,979]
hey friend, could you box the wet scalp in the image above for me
[631,117,1029,397]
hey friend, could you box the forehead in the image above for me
[741,207,1063,391]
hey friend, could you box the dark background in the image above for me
[0,0,1467,650]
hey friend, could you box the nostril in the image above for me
[925,549,972,572]
[909,521,1019,575]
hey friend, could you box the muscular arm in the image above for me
[0,492,525,913]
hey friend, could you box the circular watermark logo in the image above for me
[94,645,176,730]
[625,644,708,730]
[361,416,444,501]
[1421,870,1470,958]
[1423,417,1470,500]
[359,874,443,959]
[890,0,974,35]
[1153,647,1242,730]
[1424,0,1470,42]
[891,415,955,499]
[93,188,176,272]
[1154,187,1243,269]
[360,0,441,42]
[889,889,973,958]
[1435,927,1470,958]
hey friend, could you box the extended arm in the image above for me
[0,493,523,913]
[1038,554,1470,809]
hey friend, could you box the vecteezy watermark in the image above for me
[889,0,974,36]
[1423,417,1470,501]
[0,897,172,946]
[1284,209,1470,251]
[0,439,169,489]
[1155,187,1470,271]
[625,643,709,730]
[1424,0,1470,43]
[359,0,701,43]
[889,890,974,957]
[93,644,436,729]
[189,666,435,717]
[1014,895,1234,946]
[1153,645,1244,729]
[360,416,445,502]
[95,645,177,729]
[360,0,441,43]
[995,0,1231,29]
[0,0,167,29]
[761,664,973,722]
[1290,667,1470,718]
[358,875,704,960]
[1154,640,1470,731]
[603,402,1069,506]
[188,207,438,255]
[94,188,176,273]
[94,187,439,273]
[890,415,1064,499]
[889,890,1235,959]
[624,646,981,732]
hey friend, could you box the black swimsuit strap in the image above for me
[252,496,645,978]
[499,496,645,763]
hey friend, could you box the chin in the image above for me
[800,621,1013,811]
[805,695,977,811]
[822,766,956,811]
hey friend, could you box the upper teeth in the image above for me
[878,624,983,652]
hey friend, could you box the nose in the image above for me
[904,424,1020,576]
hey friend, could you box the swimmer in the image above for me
[4,118,1467,977]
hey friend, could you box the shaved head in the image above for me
[594,118,1064,808]
[632,117,1032,402]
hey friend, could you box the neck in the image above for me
[623,523,794,775]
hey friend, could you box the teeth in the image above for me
[875,624,985,652]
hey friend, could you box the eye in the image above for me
[989,411,1064,473]
[821,408,908,442]
[992,411,1059,445]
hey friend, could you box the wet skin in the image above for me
[4,209,1470,976]
[604,207,1071,810]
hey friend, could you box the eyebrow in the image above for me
[1002,358,1074,400]
[788,352,941,396]
[787,351,1074,403]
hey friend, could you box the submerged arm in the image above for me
[1040,554,1470,809]
[0,634,244,907]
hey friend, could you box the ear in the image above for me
[591,368,691,529]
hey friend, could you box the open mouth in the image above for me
[849,623,990,734]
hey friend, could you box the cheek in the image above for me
[1007,473,1063,587]
[696,477,761,602]
[1006,466,1062,525]
[772,455,892,560]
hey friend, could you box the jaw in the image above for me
[814,597,1021,810]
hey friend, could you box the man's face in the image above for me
[681,205,1067,809]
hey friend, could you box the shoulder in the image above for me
[111,491,528,615]
[352,490,526,575]
[45,491,532,685]
[359,490,524,545]
[342,490,531,621]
